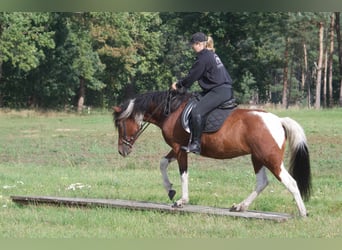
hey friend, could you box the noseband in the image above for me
[119,119,150,148]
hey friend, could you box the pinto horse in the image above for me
[113,90,312,217]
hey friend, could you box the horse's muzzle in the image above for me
[118,144,132,157]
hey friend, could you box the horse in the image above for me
[113,90,312,217]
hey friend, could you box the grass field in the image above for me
[0,108,341,238]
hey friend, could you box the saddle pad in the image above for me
[181,100,236,133]
[204,108,235,132]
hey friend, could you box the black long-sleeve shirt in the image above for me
[176,49,232,91]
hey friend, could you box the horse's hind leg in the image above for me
[230,158,268,212]
[278,163,307,217]
[160,150,176,200]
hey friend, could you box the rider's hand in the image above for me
[171,82,186,94]
[171,82,178,90]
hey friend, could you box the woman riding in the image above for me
[171,32,234,154]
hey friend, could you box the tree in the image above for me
[67,13,105,112]
[282,37,290,108]
[1,12,342,109]
[335,12,342,106]
[0,12,55,107]
[90,12,165,105]
[315,21,324,109]
[328,13,335,107]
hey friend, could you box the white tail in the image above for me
[280,117,312,201]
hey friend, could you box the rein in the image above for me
[121,90,173,148]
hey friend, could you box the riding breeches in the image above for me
[190,84,233,118]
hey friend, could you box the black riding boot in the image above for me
[181,114,203,154]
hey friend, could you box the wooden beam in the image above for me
[10,195,292,222]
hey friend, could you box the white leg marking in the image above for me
[176,171,189,206]
[279,163,307,217]
[160,157,174,192]
[233,167,268,211]
[252,111,285,149]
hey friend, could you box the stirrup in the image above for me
[181,143,201,154]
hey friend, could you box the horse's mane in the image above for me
[114,90,191,125]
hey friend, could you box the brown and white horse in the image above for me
[113,90,312,217]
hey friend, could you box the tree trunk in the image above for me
[302,41,311,108]
[0,60,3,107]
[77,77,85,113]
[335,12,342,107]
[315,21,324,110]
[0,23,3,107]
[287,58,294,108]
[282,37,289,109]
[328,13,335,107]
[323,49,328,108]
[302,41,308,91]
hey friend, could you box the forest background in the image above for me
[1,12,342,111]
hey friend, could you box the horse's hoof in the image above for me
[229,203,240,212]
[171,202,183,208]
[168,190,176,201]
[229,205,237,212]
[229,203,247,212]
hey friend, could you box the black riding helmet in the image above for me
[190,32,207,44]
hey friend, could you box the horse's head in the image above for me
[113,99,143,157]
[113,91,190,157]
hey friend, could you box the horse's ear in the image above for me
[113,106,121,113]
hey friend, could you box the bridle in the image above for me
[119,119,150,148]
[118,90,174,149]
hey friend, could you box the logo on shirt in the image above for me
[214,54,223,68]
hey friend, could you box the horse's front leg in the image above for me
[160,150,176,200]
[173,151,189,208]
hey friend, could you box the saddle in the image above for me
[181,95,237,133]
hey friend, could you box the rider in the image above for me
[171,32,234,154]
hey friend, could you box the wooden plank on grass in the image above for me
[10,195,292,222]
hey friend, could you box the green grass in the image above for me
[0,108,341,238]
